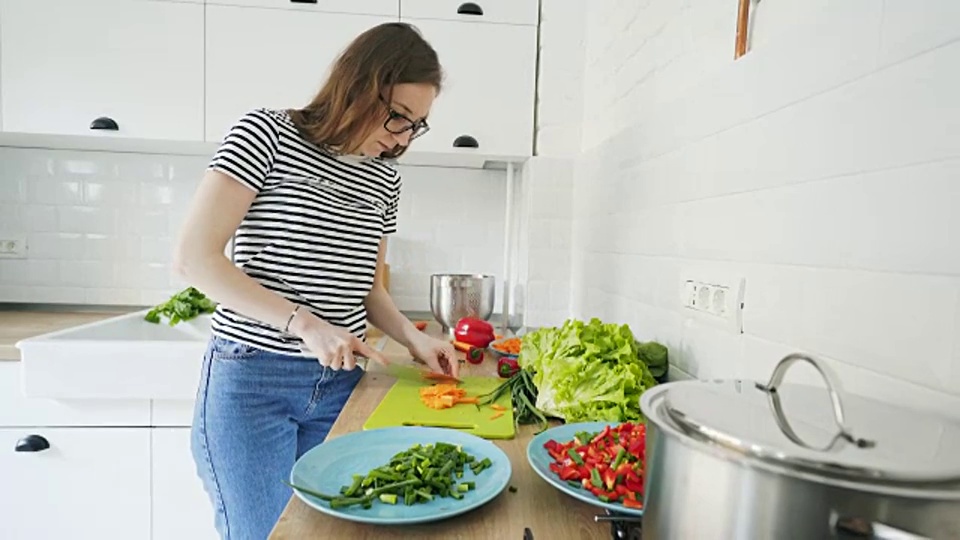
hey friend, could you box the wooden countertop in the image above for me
[268,322,611,540]
[0,308,135,361]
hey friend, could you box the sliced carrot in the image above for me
[492,337,522,355]
[490,411,505,420]
[418,384,479,410]
[490,404,506,411]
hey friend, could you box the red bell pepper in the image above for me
[453,340,485,364]
[497,356,520,378]
[454,317,495,348]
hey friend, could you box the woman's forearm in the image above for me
[364,285,421,349]
[174,251,300,332]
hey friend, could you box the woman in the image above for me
[172,22,457,540]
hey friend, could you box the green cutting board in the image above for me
[363,376,515,439]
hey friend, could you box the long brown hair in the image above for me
[288,22,442,159]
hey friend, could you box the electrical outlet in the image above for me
[0,237,27,258]
[680,270,746,333]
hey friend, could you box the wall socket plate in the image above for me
[0,236,27,258]
[679,268,746,334]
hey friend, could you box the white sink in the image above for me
[16,309,212,400]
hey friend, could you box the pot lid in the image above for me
[661,353,960,484]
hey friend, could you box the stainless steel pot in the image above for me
[639,353,960,539]
[429,274,496,335]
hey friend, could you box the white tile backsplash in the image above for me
[0,177,25,202]
[531,0,960,413]
[58,206,117,235]
[0,147,507,308]
[880,0,960,65]
[21,205,58,232]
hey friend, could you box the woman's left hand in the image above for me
[408,333,459,378]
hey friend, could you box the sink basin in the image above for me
[16,309,212,400]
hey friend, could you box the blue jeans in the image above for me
[191,336,364,540]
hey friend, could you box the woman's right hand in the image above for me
[290,309,389,370]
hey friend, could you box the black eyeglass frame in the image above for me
[381,98,430,140]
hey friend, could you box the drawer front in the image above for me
[402,0,538,26]
[0,363,150,427]
[1,427,151,540]
[205,0,399,17]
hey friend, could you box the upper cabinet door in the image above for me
[404,18,537,157]
[205,0,398,17]
[401,0,538,26]
[0,0,204,141]
[205,6,394,142]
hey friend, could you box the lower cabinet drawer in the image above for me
[1,427,151,540]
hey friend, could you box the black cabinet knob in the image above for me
[89,117,119,131]
[457,2,483,16]
[15,435,50,453]
[453,135,479,148]
[290,0,318,3]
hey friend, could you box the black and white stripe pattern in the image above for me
[207,108,400,355]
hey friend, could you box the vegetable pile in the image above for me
[419,384,479,409]
[544,422,646,510]
[491,337,521,356]
[286,441,492,509]
[145,286,217,326]
[477,367,547,432]
[521,318,666,423]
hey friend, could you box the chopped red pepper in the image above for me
[542,421,647,510]
[559,466,580,481]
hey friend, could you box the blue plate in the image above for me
[289,426,512,525]
[526,421,644,517]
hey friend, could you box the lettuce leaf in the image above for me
[518,318,660,423]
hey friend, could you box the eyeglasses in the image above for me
[381,99,430,141]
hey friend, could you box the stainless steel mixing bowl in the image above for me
[429,274,496,335]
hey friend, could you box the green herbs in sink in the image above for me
[145,287,217,326]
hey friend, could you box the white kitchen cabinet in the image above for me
[152,428,218,540]
[0,362,152,427]
[401,0,538,26]
[0,427,151,540]
[0,0,204,141]
[205,5,394,141]
[152,399,196,427]
[206,0,397,17]
[403,18,537,157]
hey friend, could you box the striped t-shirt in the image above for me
[206,108,401,355]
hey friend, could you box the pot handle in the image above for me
[756,353,875,451]
[832,512,931,539]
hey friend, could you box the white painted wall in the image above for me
[533,0,960,414]
[0,147,505,312]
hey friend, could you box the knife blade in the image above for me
[401,420,478,430]
[379,363,463,384]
